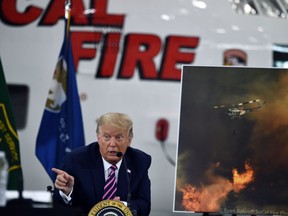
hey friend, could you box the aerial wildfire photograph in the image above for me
[174,66,288,215]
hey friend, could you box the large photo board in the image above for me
[174,66,288,215]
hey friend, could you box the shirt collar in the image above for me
[102,157,122,171]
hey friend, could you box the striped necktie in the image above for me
[102,164,117,200]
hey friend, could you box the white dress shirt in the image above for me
[102,157,122,182]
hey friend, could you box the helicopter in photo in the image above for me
[213,99,265,119]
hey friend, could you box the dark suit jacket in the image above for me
[53,142,151,216]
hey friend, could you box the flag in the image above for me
[35,13,85,182]
[0,58,23,190]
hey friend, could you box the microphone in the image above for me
[116,152,131,209]
[116,152,123,158]
[47,185,54,194]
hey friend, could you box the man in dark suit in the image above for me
[52,113,151,215]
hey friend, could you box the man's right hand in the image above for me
[52,168,74,196]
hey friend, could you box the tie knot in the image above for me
[110,164,117,171]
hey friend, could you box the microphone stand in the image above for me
[116,152,137,216]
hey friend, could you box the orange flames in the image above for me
[232,161,254,193]
[180,161,254,212]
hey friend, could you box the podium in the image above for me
[88,200,134,216]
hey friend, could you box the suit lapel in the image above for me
[117,153,133,201]
[117,161,128,200]
[90,145,105,201]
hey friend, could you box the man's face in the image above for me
[97,125,131,164]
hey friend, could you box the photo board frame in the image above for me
[174,66,288,215]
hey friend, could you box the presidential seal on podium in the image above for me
[88,200,133,216]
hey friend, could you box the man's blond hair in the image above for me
[96,112,134,139]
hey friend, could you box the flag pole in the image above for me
[35,0,85,183]
[65,0,71,47]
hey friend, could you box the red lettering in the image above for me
[118,34,161,79]
[69,0,89,25]
[39,0,88,26]
[97,33,121,78]
[39,0,124,27]
[160,36,199,81]
[38,0,65,25]
[0,0,42,26]
[0,1,201,83]
[71,31,102,70]
[91,0,125,27]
